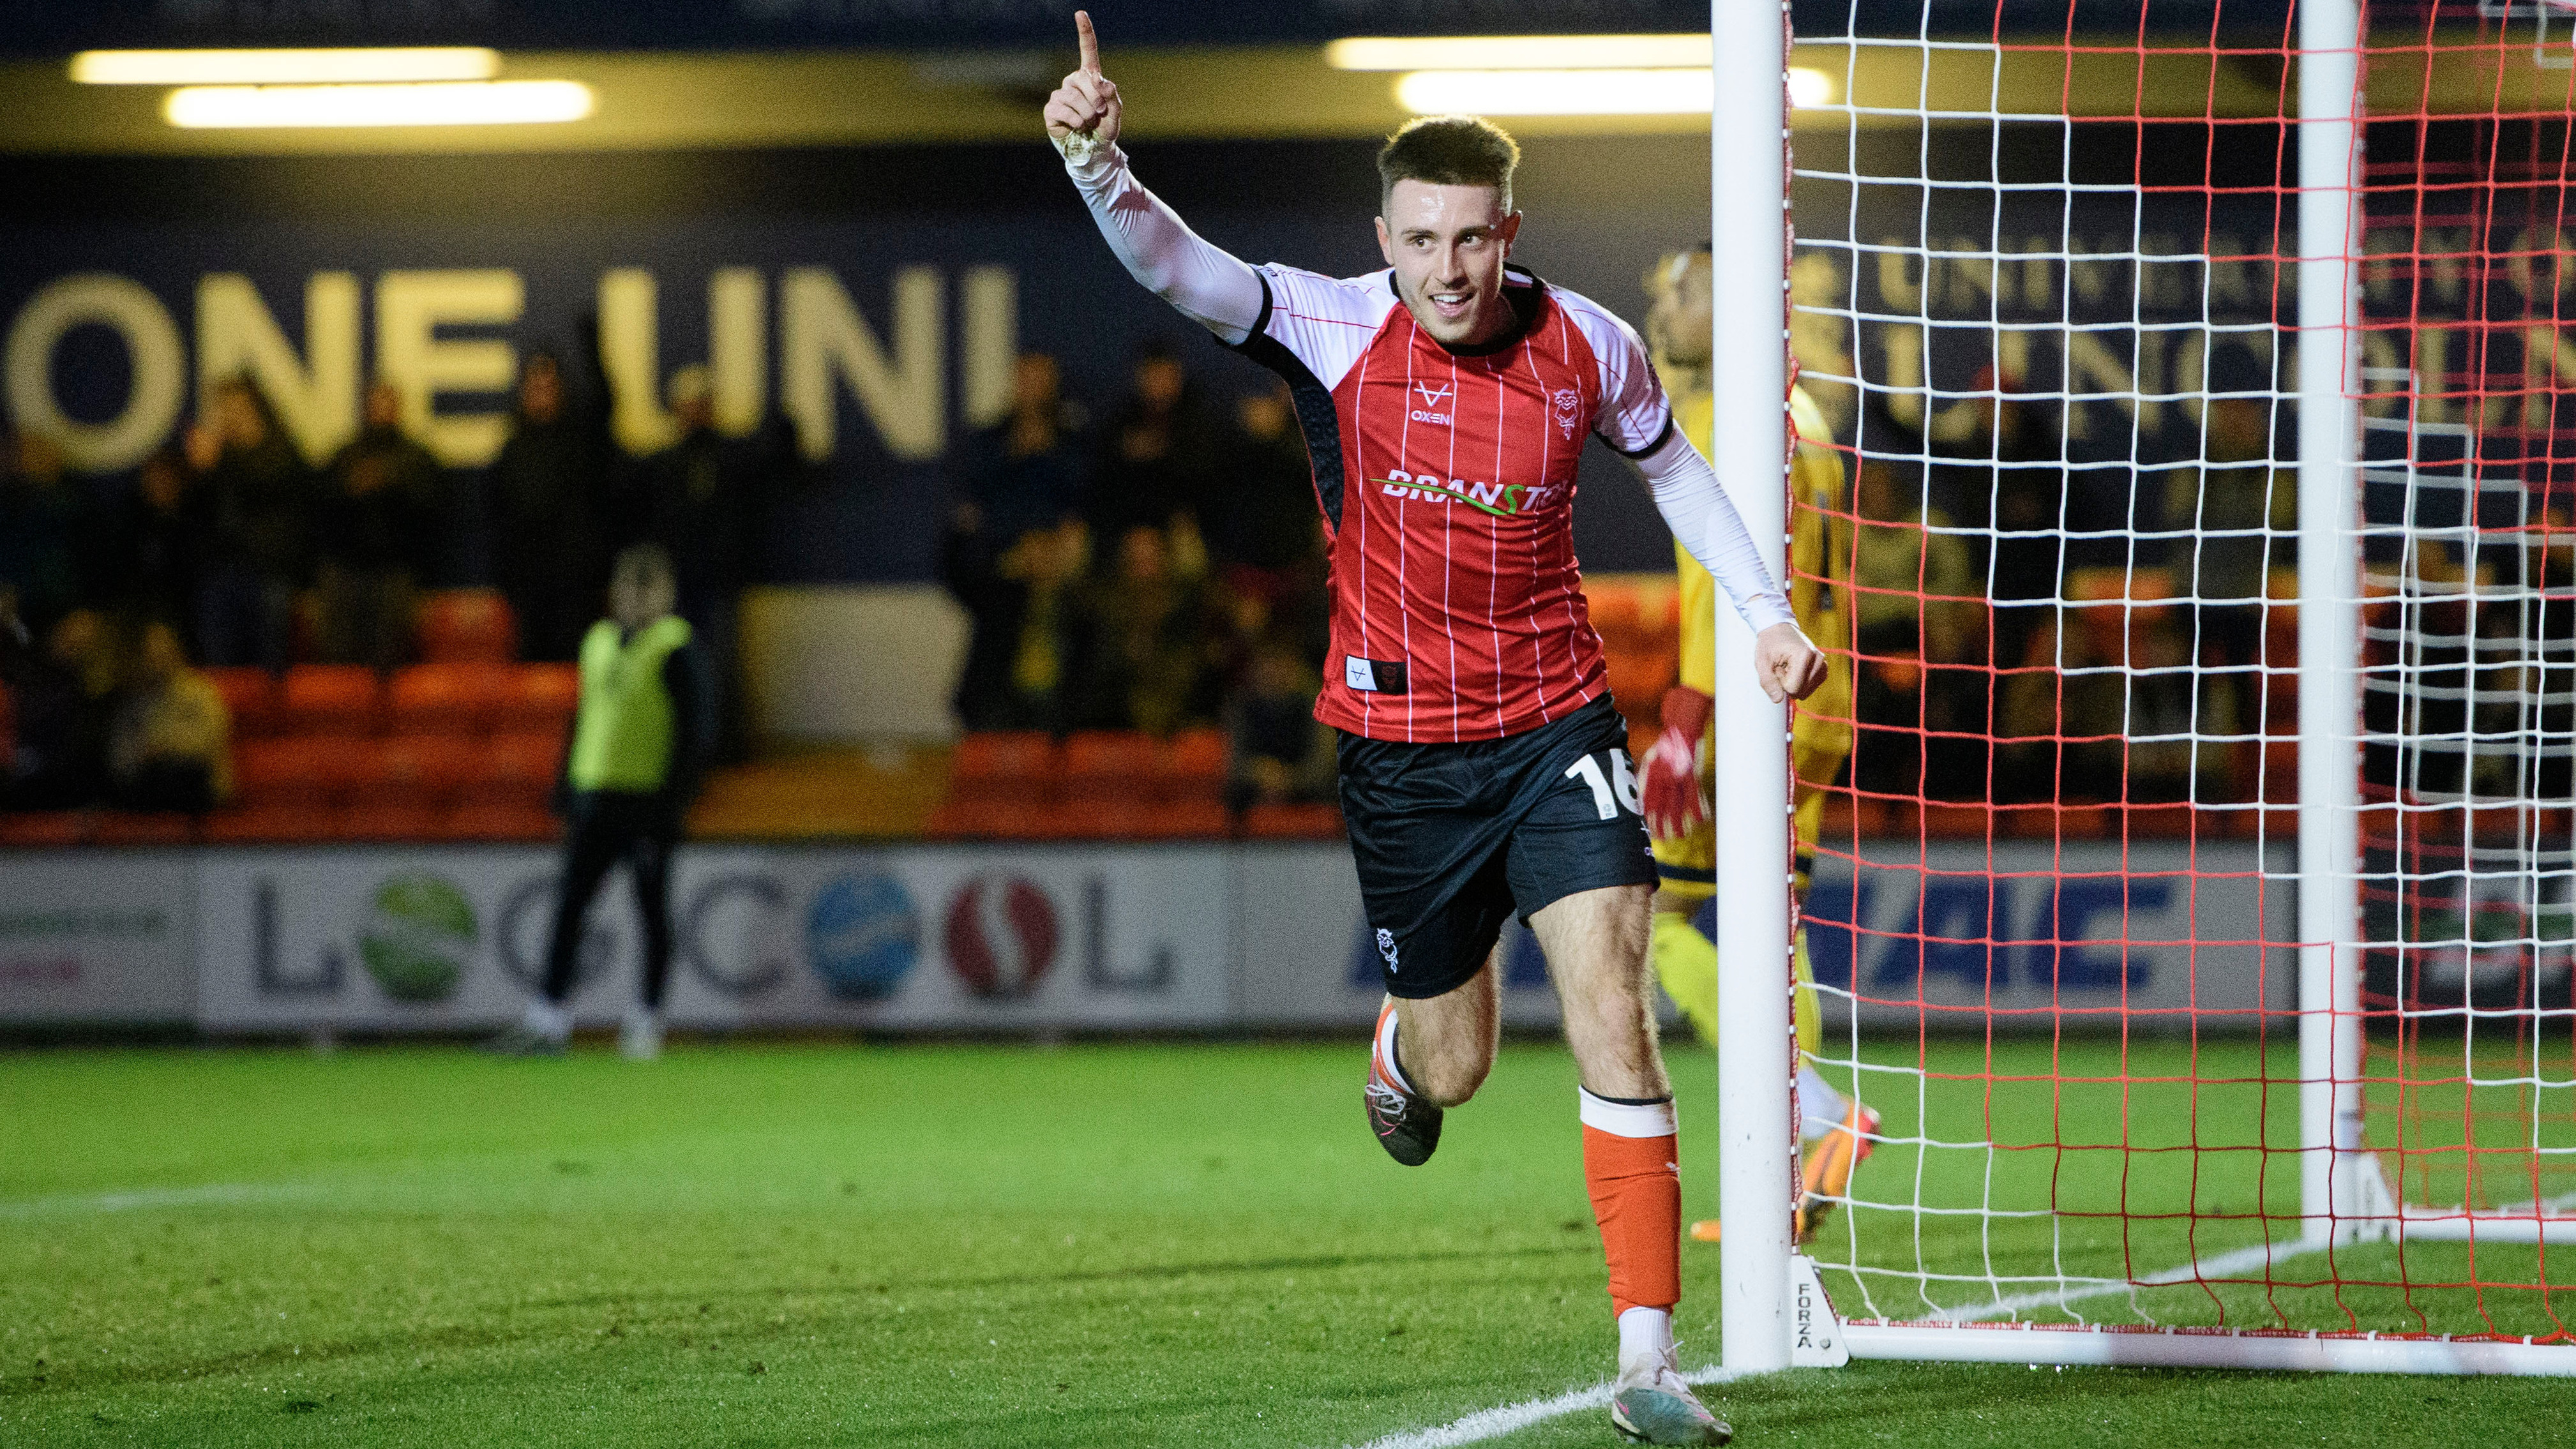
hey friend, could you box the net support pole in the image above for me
[2295,0,2367,1247]
[1711,0,1796,1374]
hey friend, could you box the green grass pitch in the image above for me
[2,1039,2566,1447]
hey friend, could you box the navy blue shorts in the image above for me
[1336,694,1657,1000]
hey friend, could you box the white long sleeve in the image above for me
[1634,427,1797,635]
[1060,139,1265,344]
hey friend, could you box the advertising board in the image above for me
[0,852,193,1025]
[196,845,1231,1032]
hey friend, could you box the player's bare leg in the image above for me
[1366,950,1499,1165]
[1532,883,1727,1446]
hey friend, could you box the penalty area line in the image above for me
[1334,1365,1742,1449]
[0,1181,325,1218]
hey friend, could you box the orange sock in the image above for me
[1580,1088,1681,1318]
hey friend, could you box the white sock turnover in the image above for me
[1617,1305,1675,1368]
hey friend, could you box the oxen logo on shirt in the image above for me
[1410,380,1454,427]
[1551,387,1582,440]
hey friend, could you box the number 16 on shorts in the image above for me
[1563,749,1642,821]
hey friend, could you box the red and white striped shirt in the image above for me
[1234,263,1670,743]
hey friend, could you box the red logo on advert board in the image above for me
[943,875,1059,1000]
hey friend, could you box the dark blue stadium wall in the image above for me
[0,136,1709,583]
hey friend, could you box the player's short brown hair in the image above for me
[1376,115,1521,216]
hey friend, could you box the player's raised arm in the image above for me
[1044,11,1264,343]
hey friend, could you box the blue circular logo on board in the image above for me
[806,871,920,1002]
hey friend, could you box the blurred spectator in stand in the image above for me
[640,365,774,760]
[84,445,198,633]
[956,352,1090,552]
[0,431,81,636]
[193,377,313,670]
[2164,396,2293,686]
[1851,458,1983,800]
[1223,634,1334,813]
[1207,379,1322,589]
[947,517,1090,732]
[945,352,1090,731]
[1087,338,1217,539]
[3,608,116,809]
[1853,459,1980,665]
[1066,521,1221,735]
[107,620,230,813]
[1975,378,2069,678]
[489,349,609,661]
[315,380,438,670]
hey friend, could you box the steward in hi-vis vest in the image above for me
[488,544,713,1061]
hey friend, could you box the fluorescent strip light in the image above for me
[164,80,595,129]
[1329,34,1709,71]
[1395,68,1713,116]
[73,48,499,86]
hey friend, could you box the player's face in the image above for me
[1376,180,1523,349]
[1645,252,1714,372]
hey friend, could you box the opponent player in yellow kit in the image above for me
[1634,245,1878,1243]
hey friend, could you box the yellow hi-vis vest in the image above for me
[567,615,692,792]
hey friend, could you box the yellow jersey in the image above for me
[1670,386,1853,820]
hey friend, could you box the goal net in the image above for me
[1714,0,2576,1374]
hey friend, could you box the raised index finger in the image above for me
[1076,10,1101,73]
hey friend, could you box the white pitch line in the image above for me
[0,1181,322,1217]
[1931,1238,2321,1324]
[1336,1365,1742,1449]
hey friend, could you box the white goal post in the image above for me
[1712,0,2576,1378]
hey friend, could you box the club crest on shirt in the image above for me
[1551,387,1582,440]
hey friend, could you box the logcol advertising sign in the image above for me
[0,852,193,1024]
[194,845,1229,1032]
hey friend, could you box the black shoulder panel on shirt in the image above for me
[1606,413,1678,461]
[1226,271,1348,531]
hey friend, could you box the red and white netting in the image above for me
[1781,0,2572,1357]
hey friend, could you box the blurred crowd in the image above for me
[8,323,2426,825]
[0,340,799,812]
[940,344,1335,813]
[1841,386,2298,807]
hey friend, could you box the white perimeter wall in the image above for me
[0,841,2291,1033]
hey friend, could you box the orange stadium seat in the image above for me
[203,667,283,737]
[388,662,510,735]
[417,589,517,664]
[89,812,195,846]
[1603,650,1676,717]
[1140,798,1230,839]
[234,737,344,806]
[1161,729,1229,796]
[494,663,579,733]
[280,665,381,737]
[1239,802,1344,840]
[0,811,91,847]
[467,730,564,805]
[341,801,444,842]
[368,735,483,807]
[1062,731,1158,804]
[202,803,344,845]
[951,732,1057,787]
[437,800,556,843]
[1588,582,1643,639]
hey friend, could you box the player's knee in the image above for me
[1408,1048,1492,1108]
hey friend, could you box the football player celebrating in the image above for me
[1636,246,1878,1245]
[1047,17,1822,1444]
